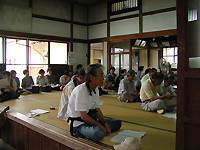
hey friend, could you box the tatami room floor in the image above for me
[0,91,176,150]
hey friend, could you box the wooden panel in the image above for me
[28,129,42,150]
[41,134,59,150]
[184,123,200,150]
[16,123,29,150]
[185,79,200,117]
[7,119,17,148]
[59,143,74,150]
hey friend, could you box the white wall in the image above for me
[0,3,32,33]
[1,0,29,7]
[88,3,107,23]
[139,50,148,70]
[110,11,139,19]
[73,43,88,72]
[74,4,87,23]
[89,23,107,39]
[110,17,139,36]
[73,25,87,39]
[150,50,159,68]
[32,18,70,37]
[143,0,176,12]
[33,0,70,20]
[143,11,177,32]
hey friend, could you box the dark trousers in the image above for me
[0,92,13,102]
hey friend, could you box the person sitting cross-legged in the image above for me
[0,71,20,102]
[161,73,177,111]
[98,75,114,95]
[140,72,175,114]
[67,63,121,141]
[118,70,140,103]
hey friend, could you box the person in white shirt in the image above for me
[35,69,48,87]
[67,64,121,141]
[0,71,19,102]
[57,69,86,121]
[141,68,157,84]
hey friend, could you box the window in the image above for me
[50,42,67,64]
[29,41,48,65]
[188,0,198,22]
[163,47,178,68]
[6,38,27,80]
[110,0,138,14]
[111,41,129,74]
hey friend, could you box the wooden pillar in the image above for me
[69,4,74,70]
[107,3,111,74]
[138,0,143,34]
[129,40,132,70]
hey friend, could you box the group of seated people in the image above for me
[0,63,177,142]
[0,66,75,102]
[56,63,177,142]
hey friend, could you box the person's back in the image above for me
[58,68,86,120]
[58,80,76,120]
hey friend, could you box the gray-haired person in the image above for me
[67,63,121,141]
[118,70,140,103]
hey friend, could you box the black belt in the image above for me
[142,99,151,103]
[67,109,97,136]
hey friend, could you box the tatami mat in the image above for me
[0,91,176,150]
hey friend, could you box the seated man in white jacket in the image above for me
[57,69,86,120]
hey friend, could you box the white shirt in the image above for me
[67,82,100,127]
[59,75,70,86]
[141,74,150,84]
[57,80,76,120]
[35,75,48,86]
[0,78,17,92]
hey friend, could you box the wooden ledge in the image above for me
[0,105,113,150]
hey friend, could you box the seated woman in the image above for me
[21,69,34,89]
[36,69,51,92]
[10,70,20,88]
[36,69,48,87]
[0,71,20,102]
[59,70,70,90]
[46,68,58,85]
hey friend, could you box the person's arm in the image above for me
[53,74,58,85]
[96,108,111,135]
[35,76,39,85]
[21,78,25,89]
[30,76,34,85]
[59,76,64,86]
[80,111,108,135]
[6,85,16,92]
[143,82,165,101]
[44,76,49,85]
